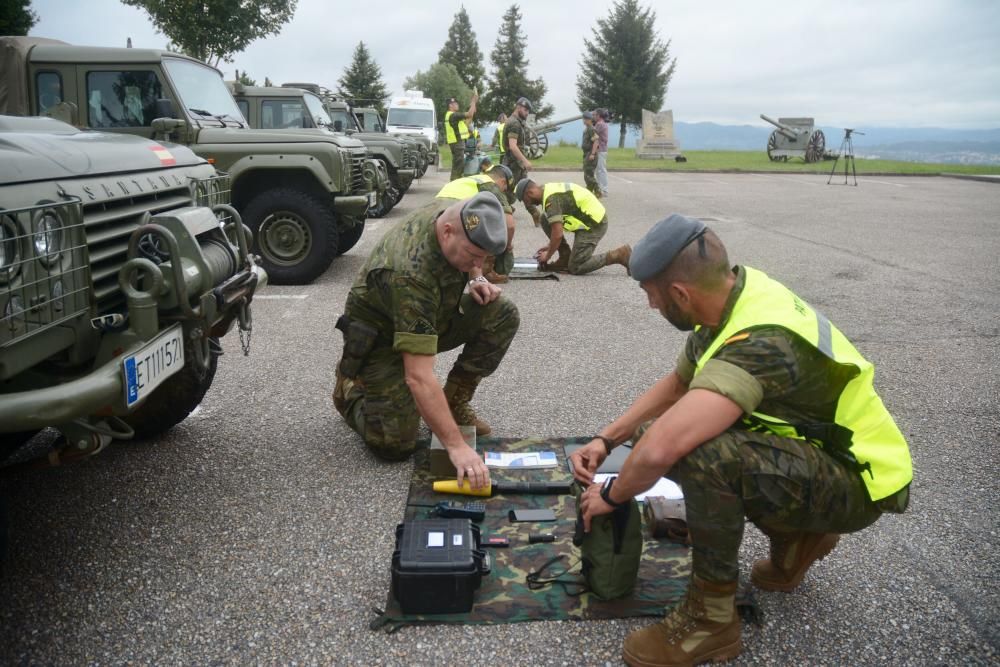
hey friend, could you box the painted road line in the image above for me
[859,178,909,188]
[611,173,634,184]
[254,294,310,300]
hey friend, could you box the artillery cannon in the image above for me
[523,113,585,159]
[760,114,826,163]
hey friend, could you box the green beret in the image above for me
[630,214,707,281]
[460,192,507,255]
[514,178,533,202]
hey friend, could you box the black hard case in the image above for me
[391,518,489,614]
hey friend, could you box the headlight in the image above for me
[4,294,25,322]
[0,215,21,282]
[33,208,62,265]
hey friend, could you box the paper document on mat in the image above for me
[485,451,558,469]
[594,474,683,501]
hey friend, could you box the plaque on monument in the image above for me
[635,109,682,159]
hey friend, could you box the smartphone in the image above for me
[508,508,557,523]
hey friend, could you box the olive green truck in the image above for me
[0,36,376,285]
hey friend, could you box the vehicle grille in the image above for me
[401,144,414,170]
[350,149,367,194]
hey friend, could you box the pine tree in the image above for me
[234,69,257,86]
[437,6,486,93]
[482,4,553,123]
[576,0,676,147]
[338,41,390,112]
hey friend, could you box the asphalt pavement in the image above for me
[1,167,998,666]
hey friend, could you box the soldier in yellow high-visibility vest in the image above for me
[570,214,912,667]
[514,179,631,275]
[436,165,516,283]
[444,93,478,181]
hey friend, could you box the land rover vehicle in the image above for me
[353,105,431,179]
[0,37,374,285]
[0,115,263,464]
[386,91,438,163]
[230,82,409,218]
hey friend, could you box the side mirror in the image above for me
[154,98,176,119]
[333,120,343,132]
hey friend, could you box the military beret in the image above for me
[516,96,533,111]
[582,111,593,120]
[629,214,708,282]
[490,163,513,183]
[447,97,458,104]
[513,178,533,202]
[460,191,507,255]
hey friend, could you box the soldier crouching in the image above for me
[332,192,518,490]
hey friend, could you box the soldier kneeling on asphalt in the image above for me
[333,193,519,491]
[571,214,912,667]
[514,178,631,275]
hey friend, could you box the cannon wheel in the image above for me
[766,131,787,162]
[806,130,826,163]
[525,129,545,160]
[535,133,549,157]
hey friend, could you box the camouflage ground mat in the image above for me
[371,436,692,631]
[508,259,560,280]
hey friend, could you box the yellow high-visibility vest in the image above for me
[436,174,493,199]
[693,267,912,501]
[444,110,470,145]
[497,123,506,154]
[542,182,606,232]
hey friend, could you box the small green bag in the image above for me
[573,481,642,600]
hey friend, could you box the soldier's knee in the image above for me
[486,296,520,335]
[361,400,419,460]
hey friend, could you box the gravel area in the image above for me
[1,168,997,665]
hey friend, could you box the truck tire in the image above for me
[336,219,366,256]
[243,188,339,285]
[122,343,219,440]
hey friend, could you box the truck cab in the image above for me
[386,90,438,164]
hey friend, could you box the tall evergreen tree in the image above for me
[576,0,676,147]
[437,6,486,93]
[482,4,553,123]
[0,0,39,35]
[404,63,472,126]
[338,41,389,112]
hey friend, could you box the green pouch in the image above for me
[572,482,642,600]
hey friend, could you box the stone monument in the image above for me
[635,109,682,159]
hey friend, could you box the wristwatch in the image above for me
[469,275,488,285]
[593,434,615,455]
[600,476,628,509]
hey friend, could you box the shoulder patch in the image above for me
[724,332,751,345]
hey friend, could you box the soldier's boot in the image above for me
[751,531,840,592]
[482,255,508,284]
[623,576,741,667]
[605,244,633,276]
[540,240,572,272]
[443,375,491,436]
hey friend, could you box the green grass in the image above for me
[440,145,998,175]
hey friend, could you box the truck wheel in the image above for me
[243,188,338,285]
[122,343,219,440]
[336,219,366,256]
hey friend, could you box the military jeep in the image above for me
[0,37,374,285]
[0,115,263,462]
[353,106,431,179]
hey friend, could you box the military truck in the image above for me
[0,37,374,285]
[353,105,431,179]
[0,115,263,466]
[230,82,409,219]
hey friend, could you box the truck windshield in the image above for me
[303,93,334,127]
[387,108,433,128]
[163,58,245,122]
[326,107,355,132]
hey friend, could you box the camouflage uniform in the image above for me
[633,266,908,583]
[436,178,514,276]
[332,201,520,460]
[582,125,599,195]
[540,190,609,275]
[501,114,541,222]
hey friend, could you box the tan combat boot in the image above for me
[623,576,741,667]
[751,531,840,592]
[443,378,491,436]
[481,256,509,284]
[605,244,633,275]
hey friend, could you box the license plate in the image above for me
[368,191,377,207]
[123,325,185,408]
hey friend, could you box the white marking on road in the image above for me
[860,179,909,188]
[254,294,309,300]
[611,173,634,184]
[750,173,821,186]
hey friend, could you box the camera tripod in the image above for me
[827,128,864,186]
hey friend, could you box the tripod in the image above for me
[827,128,864,186]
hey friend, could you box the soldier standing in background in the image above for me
[445,92,478,181]
[491,112,507,156]
[501,97,542,226]
[594,108,610,197]
[581,111,600,197]
[332,193,519,490]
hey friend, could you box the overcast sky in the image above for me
[30,0,1000,129]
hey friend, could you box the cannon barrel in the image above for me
[760,114,800,140]
[529,114,586,135]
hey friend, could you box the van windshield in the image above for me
[387,108,434,128]
[163,58,244,122]
[303,93,334,127]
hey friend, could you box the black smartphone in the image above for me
[508,508,557,523]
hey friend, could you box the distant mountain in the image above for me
[504,120,1000,165]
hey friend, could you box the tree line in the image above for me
[4,0,676,148]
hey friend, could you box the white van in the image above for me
[386,90,438,164]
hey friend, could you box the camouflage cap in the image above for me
[513,178,533,202]
[582,111,594,120]
[516,97,533,112]
[630,214,708,282]
[490,163,513,184]
[460,191,507,255]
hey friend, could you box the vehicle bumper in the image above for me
[334,195,372,217]
[396,168,416,189]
